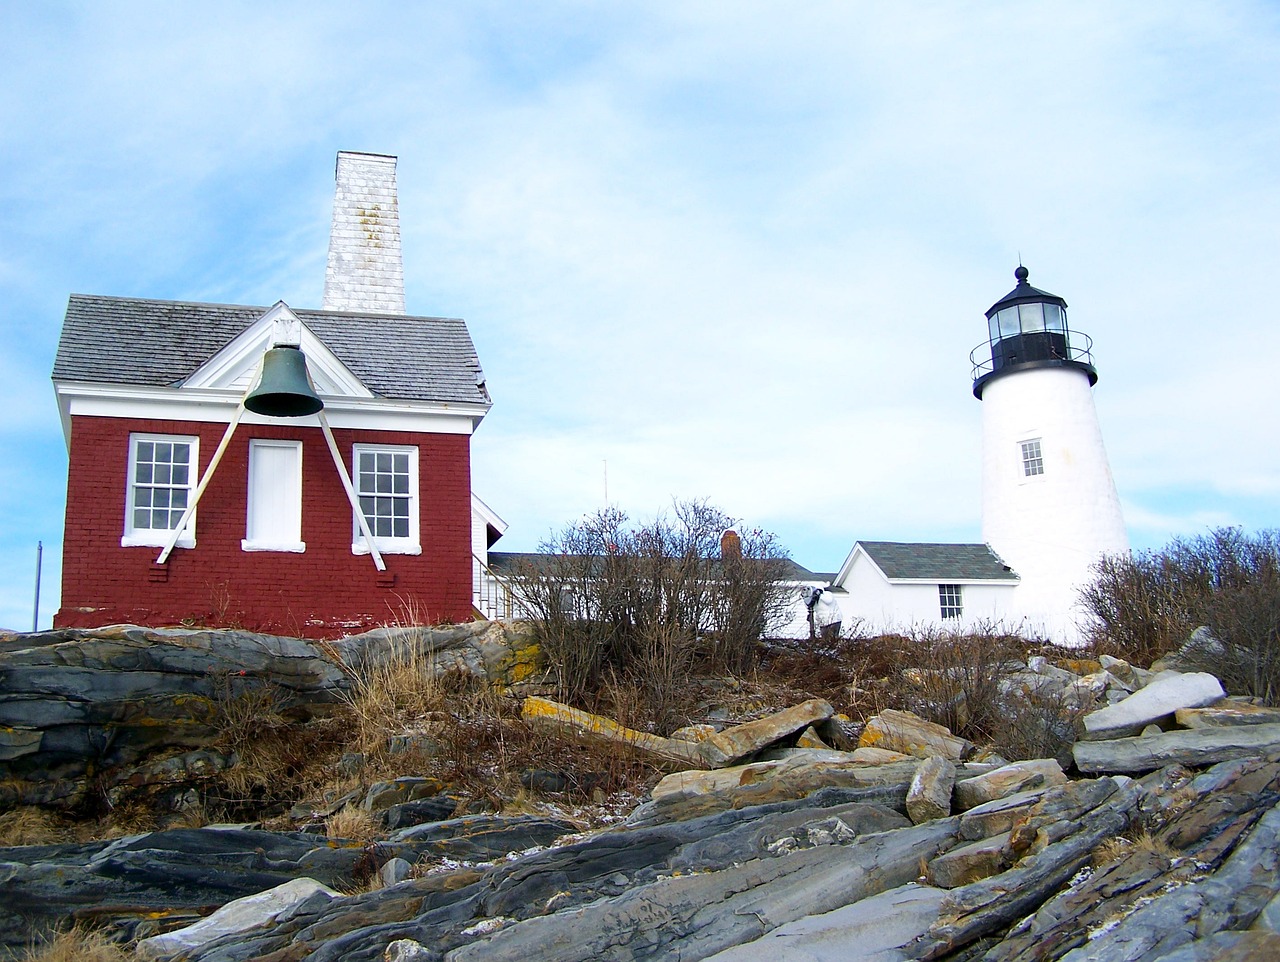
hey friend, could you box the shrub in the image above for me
[511,500,792,705]
[1082,528,1280,701]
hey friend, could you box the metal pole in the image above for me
[318,411,386,571]
[156,402,246,565]
[32,541,42,632]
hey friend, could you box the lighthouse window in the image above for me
[939,584,963,620]
[1018,302,1045,332]
[1043,304,1065,332]
[996,307,1020,338]
[1021,439,1045,477]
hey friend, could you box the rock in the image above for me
[136,877,339,960]
[698,883,948,961]
[1176,702,1280,728]
[383,797,462,831]
[669,724,718,743]
[851,747,915,764]
[1099,654,1137,686]
[703,698,836,766]
[389,814,576,862]
[929,832,1011,888]
[521,696,713,769]
[365,777,446,812]
[380,858,414,887]
[957,787,1054,841]
[858,709,970,761]
[651,762,785,802]
[385,940,436,962]
[796,726,831,750]
[953,759,1067,811]
[444,818,959,962]
[907,757,956,824]
[1074,723,1280,774]
[1082,671,1225,740]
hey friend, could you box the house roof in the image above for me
[485,551,830,582]
[855,541,1019,582]
[52,294,489,406]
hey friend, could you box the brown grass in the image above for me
[21,927,129,962]
[0,807,73,847]
[325,804,381,844]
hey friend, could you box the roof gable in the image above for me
[183,302,373,399]
[52,294,490,407]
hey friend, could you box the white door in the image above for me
[244,440,304,551]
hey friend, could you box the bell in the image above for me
[244,346,324,417]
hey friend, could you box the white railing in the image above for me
[472,554,517,621]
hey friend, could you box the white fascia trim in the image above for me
[183,303,374,400]
[472,493,509,538]
[55,382,487,434]
[242,540,307,553]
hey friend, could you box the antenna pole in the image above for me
[32,541,42,632]
[603,460,608,505]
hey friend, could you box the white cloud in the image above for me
[2,1,1278,622]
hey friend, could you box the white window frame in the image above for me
[122,433,199,548]
[351,443,421,555]
[242,439,306,553]
[939,583,963,620]
[1019,437,1045,480]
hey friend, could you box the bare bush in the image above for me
[511,500,792,706]
[1083,528,1280,701]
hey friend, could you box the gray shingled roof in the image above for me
[487,551,828,581]
[857,541,1019,581]
[52,294,488,406]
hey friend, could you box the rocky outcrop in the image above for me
[8,626,1280,962]
[0,621,541,809]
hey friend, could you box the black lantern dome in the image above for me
[970,266,1097,399]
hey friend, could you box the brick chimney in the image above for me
[322,151,406,314]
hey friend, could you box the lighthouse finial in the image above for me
[1014,264,1029,284]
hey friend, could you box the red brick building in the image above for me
[51,153,493,636]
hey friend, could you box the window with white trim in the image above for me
[352,444,420,554]
[1020,438,1045,477]
[243,439,304,552]
[939,584,963,620]
[123,434,199,547]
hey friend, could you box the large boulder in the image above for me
[1082,671,1225,740]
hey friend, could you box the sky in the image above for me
[2,2,1278,631]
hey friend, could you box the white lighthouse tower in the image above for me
[971,266,1128,642]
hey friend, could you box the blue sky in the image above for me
[2,2,1278,630]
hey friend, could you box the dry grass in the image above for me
[340,639,450,756]
[325,804,381,844]
[21,927,129,962]
[0,807,73,847]
[1092,830,1179,869]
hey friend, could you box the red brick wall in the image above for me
[55,415,474,637]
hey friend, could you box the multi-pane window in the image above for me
[124,435,198,547]
[939,584,963,620]
[1021,439,1044,477]
[352,444,420,553]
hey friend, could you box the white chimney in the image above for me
[322,151,406,314]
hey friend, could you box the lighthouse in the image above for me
[971,266,1128,642]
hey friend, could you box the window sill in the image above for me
[122,533,195,549]
[242,540,307,553]
[353,542,421,556]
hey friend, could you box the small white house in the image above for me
[826,541,1021,636]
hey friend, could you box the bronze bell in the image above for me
[244,346,324,417]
